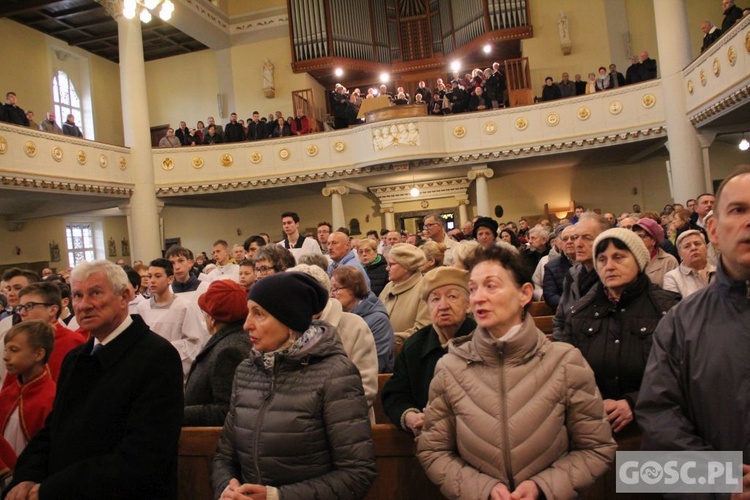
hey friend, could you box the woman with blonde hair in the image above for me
[419,241,446,273]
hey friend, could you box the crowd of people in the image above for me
[0,165,748,497]
[0,92,83,138]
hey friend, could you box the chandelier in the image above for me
[123,0,175,23]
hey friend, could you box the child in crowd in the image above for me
[0,320,56,480]
[238,260,255,293]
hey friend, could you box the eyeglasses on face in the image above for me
[253,266,274,275]
[330,286,349,295]
[15,302,54,313]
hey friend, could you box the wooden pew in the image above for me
[529,301,554,317]
[374,373,393,424]
[177,425,445,500]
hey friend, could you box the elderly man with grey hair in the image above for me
[5,260,184,499]
[422,213,458,265]
[523,225,551,272]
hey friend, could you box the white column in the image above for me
[455,195,469,225]
[653,0,705,202]
[467,166,494,218]
[115,10,161,261]
[322,185,349,231]
[381,204,396,230]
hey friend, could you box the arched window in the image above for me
[52,70,84,136]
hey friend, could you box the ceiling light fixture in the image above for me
[483,44,491,54]
[410,186,420,197]
[740,133,749,151]
[123,0,174,23]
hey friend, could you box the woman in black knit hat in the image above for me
[212,272,377,499]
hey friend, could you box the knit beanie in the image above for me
[248,272,328,332]
[420,267,469,301]
[472,217,499,239]
[593,228,650,272]
[198,279,249,324]
[632,217,664,244]
[389,243,427,272]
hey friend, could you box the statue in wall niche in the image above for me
[263,58,275,98]
[108,237,117,257]
[121,238,130,256]
[557,11,572,55]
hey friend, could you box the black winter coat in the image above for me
[212,322,377,499]
[543,255,573,311]
[562,274,680,408]
[364,254,389,297]
[183,321,251,426]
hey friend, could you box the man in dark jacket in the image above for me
[2,92,29,126]
[721,0,744,32]
[5,260,184,499]
[700,20,722,52]
[625,56,641,85]
[638,50,657,81]
[224,113,245,142]
[541,77,562,101]
[636,166,750,493]
[543,224,575,310]
[246,111,267,141]
[382,267,476,435]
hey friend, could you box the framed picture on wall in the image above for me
[49,241,61,262]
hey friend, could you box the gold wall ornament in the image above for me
[192,157,204,169]
[220,154,233,167]
[712,57,721,77]
[77,150,87,165]
[52,146,63,162]
[577,107,591,120]
[515,117,528,130]
[745,31,750,53]
[119,157,127,170]
[420,200,429,209]
[99,154,108,168]
[24,141,37,157]
[278,148,290,160]
[0,136,7,154]
[641,94,656,108]
[483,121,497,135]
[609,101,623,115]
[306,144,318,157]
[687,80,694,94]
[334,141,345,152]
[162,158,175,171]
[250,152,262,164]
[699,69,707,86]
[546,113,560,126]
[727,46,737,66]
[453,125,467,138]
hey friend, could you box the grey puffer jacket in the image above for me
[211,321,377,499]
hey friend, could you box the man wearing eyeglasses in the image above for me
[9,282,86,383]
[422,214,458,266]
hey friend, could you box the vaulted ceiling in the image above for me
[0,0,208,62]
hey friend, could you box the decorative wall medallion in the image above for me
[24,141,37,158]
[699,69,707,86]
[250,152,262,164]
[77,150,87,165]
[278,148,290,160]
[453,125,466,138]
[99,154,108,168]
[334,141,345,152]
[220,154,233,167]
[0,136,7,154]
[192,157,204,169]
[306,144,318,157]
[687,80,694,94]
[609,101,623,115]
[119,157,127,170]
[515,117,528,131]
[483,121,497,135]
[420,200,429,209]
[641,94,655,108]
[51,145,63,162]
[161,158,174,171]
[712,57,721,77]
[727,46,737,66]
[745,31,750,53]
[577,107,591,120]
[545,113,560,126]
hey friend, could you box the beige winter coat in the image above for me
[319,299,378,423]
[378,272,430,343]
[645,247,678,288]
[417,315,616,500]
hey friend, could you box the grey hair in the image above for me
[423,213,446,228]
[70,260,130,295]
[577,211,610,232]
[297,254,329,274]
[289,264,331,292]
[528,226,550,240]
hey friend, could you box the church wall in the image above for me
[144,50,220,130]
